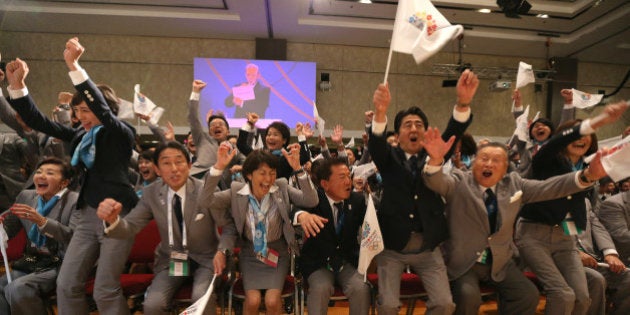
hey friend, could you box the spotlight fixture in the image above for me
[496,0,531,18]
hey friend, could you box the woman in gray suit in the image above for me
[0,157,79,314]
[204,143,318,315]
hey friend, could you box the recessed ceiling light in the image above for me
[478,9,492,13]
[358,0,372,3]
[536,14,549,18]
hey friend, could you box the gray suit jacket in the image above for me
[8,189,80,259]
[598,190,630,263]
[200,172,318,254]
[187,99,245,177]
[578,203,617,261]
[423,168,587,282]
[106,177,235,272]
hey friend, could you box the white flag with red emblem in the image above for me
[572,89,604,109]
[391,0,463,64]
[179,274,217,315]
[358,194,384,279]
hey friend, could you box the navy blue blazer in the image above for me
[519,123,591,230]
[368,115,472,252]
[9,78,138,211]
[298,190,367,279]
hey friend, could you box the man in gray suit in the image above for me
[598,190,630,263]
[578,203,630,315]
[97,141,235,315]
[188,80,244,181]
[421,133,608,315]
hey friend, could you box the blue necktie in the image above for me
[28,195,60,248]
[334,202,344,235]
[484,189,498,233]
[408,155,418,179]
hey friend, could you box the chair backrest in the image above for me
[128,220,160,263]
[0,211,27,261]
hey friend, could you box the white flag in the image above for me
[179,274,217,315]
[148,107,165,125]
[600,137,630,182]
[313,101,326,137]
[345,137,355,149]
[391,0,464,64]
[572,89,604,109]
[516,62,535,89]
[0,223,11,283]
[117,98,135,120]
[133,84,158,116]
[353,162,377,180]
[513,105,531,143]
[358,194,384,278]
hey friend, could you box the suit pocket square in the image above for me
[510,191,523,203]
[194,213,205,221]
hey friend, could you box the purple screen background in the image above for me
[193,58,317,128]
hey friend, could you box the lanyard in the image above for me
[167,196,187,250]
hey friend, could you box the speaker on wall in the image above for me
[256,38,287,61]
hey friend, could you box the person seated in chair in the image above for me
[97,141,235,315]
[0,157,79,314]
[293,157,371,315]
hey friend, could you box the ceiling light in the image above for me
[358,0,372,3]
[478,9,492,13]
[536,14,549,18]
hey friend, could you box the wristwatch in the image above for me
[579,169,595,184]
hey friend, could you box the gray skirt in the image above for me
[239,239,290,290]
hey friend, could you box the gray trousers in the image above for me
[56,206,134,315]
[305,263,371,315]
[515,220,590,315]
[451,261,539,315]
[0,269,57,314]
[144,266,217,315]
[585,265,630,315]
[375,247,454,315]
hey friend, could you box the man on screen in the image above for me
[224,63,271,118]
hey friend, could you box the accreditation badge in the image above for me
[169,251,189,276]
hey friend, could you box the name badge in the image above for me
[257,248,279,268]
[169,251,189,276]
[561,218,583,236]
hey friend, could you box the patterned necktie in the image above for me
[173,194,183,232]
[484,189,498,233]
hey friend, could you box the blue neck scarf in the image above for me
[28,195,60,248]
[248,195,268,257]
[71,125,104,169]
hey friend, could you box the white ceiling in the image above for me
[1,0,629,65]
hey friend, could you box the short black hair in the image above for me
[242,150,280,182]
[316,157,348,183]
[153,141,191,165]
[71,84,119,116]
[267,122,291,147]
[138,149,154,162]
[529,117,554,141]
[37,157,74,181]
[207,114,229,129]
[394,106,429,134]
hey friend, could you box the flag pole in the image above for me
[383,48,393,84]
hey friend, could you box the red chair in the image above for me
[84,219,160,312]
[0,211,27,262]
[228,252,299,315]
[367,272,428,315]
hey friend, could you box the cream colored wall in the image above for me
[1,31,627,139]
